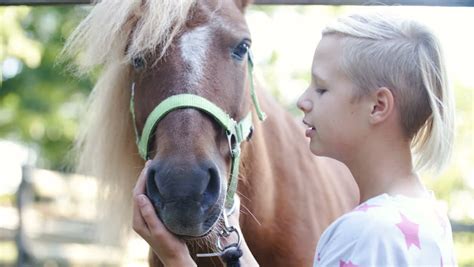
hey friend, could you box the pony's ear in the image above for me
[235,0,254,11]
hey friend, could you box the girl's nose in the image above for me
[297,95,312,113]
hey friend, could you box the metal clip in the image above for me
[196,192,242,259]
[196,205,242,259]
[196,227,241,258]
[217,226,241,252]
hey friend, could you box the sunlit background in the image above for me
[1,3,473,266]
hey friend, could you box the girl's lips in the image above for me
[303,120,316,138]
[305,127,316,138]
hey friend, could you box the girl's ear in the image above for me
[234,0,254,11]
[369,87,395,125]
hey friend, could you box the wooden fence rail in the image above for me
[1,0,474,6]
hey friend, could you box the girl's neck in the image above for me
[346,139,428,203]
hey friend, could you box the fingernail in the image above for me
[137,195,146,207]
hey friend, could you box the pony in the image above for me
[63,0,359,265]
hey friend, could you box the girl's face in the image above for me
[297,35,372,164]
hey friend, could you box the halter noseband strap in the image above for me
[130,54,265,209]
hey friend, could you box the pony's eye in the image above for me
[232,41,250,61]
[132,56,146,70]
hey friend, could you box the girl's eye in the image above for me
[232,40,251,61]
[316,88,327,95]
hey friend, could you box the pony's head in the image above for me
[131,0,258,238]
[65,0,256,240]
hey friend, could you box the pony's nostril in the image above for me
[202,166,220,210]
[146,167,162,202]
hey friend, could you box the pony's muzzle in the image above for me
[145,159,222,237]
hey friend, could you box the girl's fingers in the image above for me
[132,161,153,238]
[133,160,151,197]
[137,194,164,236]
[137,194,181,245]
[133,161,169,238]
[131,163,196,266]
[132,194,150,238]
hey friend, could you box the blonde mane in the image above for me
[62,0,196,246]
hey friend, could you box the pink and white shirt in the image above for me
[314,193,457,267]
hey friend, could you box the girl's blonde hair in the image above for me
[323,13,455,174]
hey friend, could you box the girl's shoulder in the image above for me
[331,193,449,236]
[323,194,407,240]
[318,192,453,253]
[315,193,457,267]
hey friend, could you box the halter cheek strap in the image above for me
[130,53,265,209]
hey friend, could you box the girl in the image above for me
[132,12,457,266]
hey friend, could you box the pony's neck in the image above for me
[238,87,282,223]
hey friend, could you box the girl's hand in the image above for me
[132,161,196,267]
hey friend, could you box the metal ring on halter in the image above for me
[226,130,239,157]
[217,226,241,252]
[225,197,238,217]
[223,194,240,229]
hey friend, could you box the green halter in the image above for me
[130,53,265,209]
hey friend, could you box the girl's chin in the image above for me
[309,144,323,157]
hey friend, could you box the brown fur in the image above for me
[64,0,358,265]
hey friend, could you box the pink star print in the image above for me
[339,260,359,267]
[396,212,421,250]
[354,203,379,212]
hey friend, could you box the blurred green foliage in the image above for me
[1,6,92,171]
[454,232,474,266]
